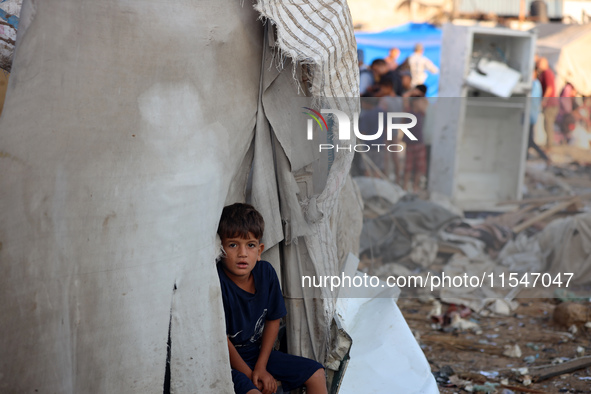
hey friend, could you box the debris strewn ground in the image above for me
[356,153,591,393]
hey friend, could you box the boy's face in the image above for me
[220,232,264,281]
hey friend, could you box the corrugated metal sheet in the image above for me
[458,0,564,18]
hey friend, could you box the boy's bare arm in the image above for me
[227,337,253,379]
[252,319,280,394]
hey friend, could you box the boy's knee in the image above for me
[306,368,325,383]
[305,368,328,394]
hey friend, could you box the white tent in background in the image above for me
[536,23,591,96]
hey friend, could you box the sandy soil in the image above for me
[399,297,591,393]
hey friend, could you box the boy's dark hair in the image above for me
[370,58,386,68]
[217,203,265,241]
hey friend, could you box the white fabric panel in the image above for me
[337,297,439,394]
[0,0,263,392]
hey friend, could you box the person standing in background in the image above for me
[536,57,559,151]
[407,43,439,87]
[385,48,400,71]
[529,69,551,166]
[358,49,374,96]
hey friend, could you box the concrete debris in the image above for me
[448,314,482,334]
[409,233,438,268]
[513,367,529,376]
[439,254,518,315]
[503,344,522,358]
[569,324,578,335]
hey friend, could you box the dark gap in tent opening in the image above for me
[163,283,176,394]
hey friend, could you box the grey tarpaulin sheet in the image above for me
[536,212,591,286]
[360,195,460,261]
[0,0,360,392]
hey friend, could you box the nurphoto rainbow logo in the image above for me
[302,107,328,131]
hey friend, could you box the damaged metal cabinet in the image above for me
[429,24,536,207]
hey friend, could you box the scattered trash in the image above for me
[478,371,499,379]
[552,357,570,365]
[427,300,442,320]
[449,374,472,389]
[432,365,455,384]
[471,382,498,393]
[448,314,482,334]
[431,303,472,327]
[523,355,536,364]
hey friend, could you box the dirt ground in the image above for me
[398,297,591,393]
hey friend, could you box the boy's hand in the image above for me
[252,366,276,394]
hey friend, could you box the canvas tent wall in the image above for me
[0,0,360,392]
[355,22,442,96]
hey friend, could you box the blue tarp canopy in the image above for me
[355,23,442,97]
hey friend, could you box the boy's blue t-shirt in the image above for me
[217,260,287,353]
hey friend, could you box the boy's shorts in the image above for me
[231,348,324,394]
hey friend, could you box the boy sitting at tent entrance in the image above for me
[216,203,327,394]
